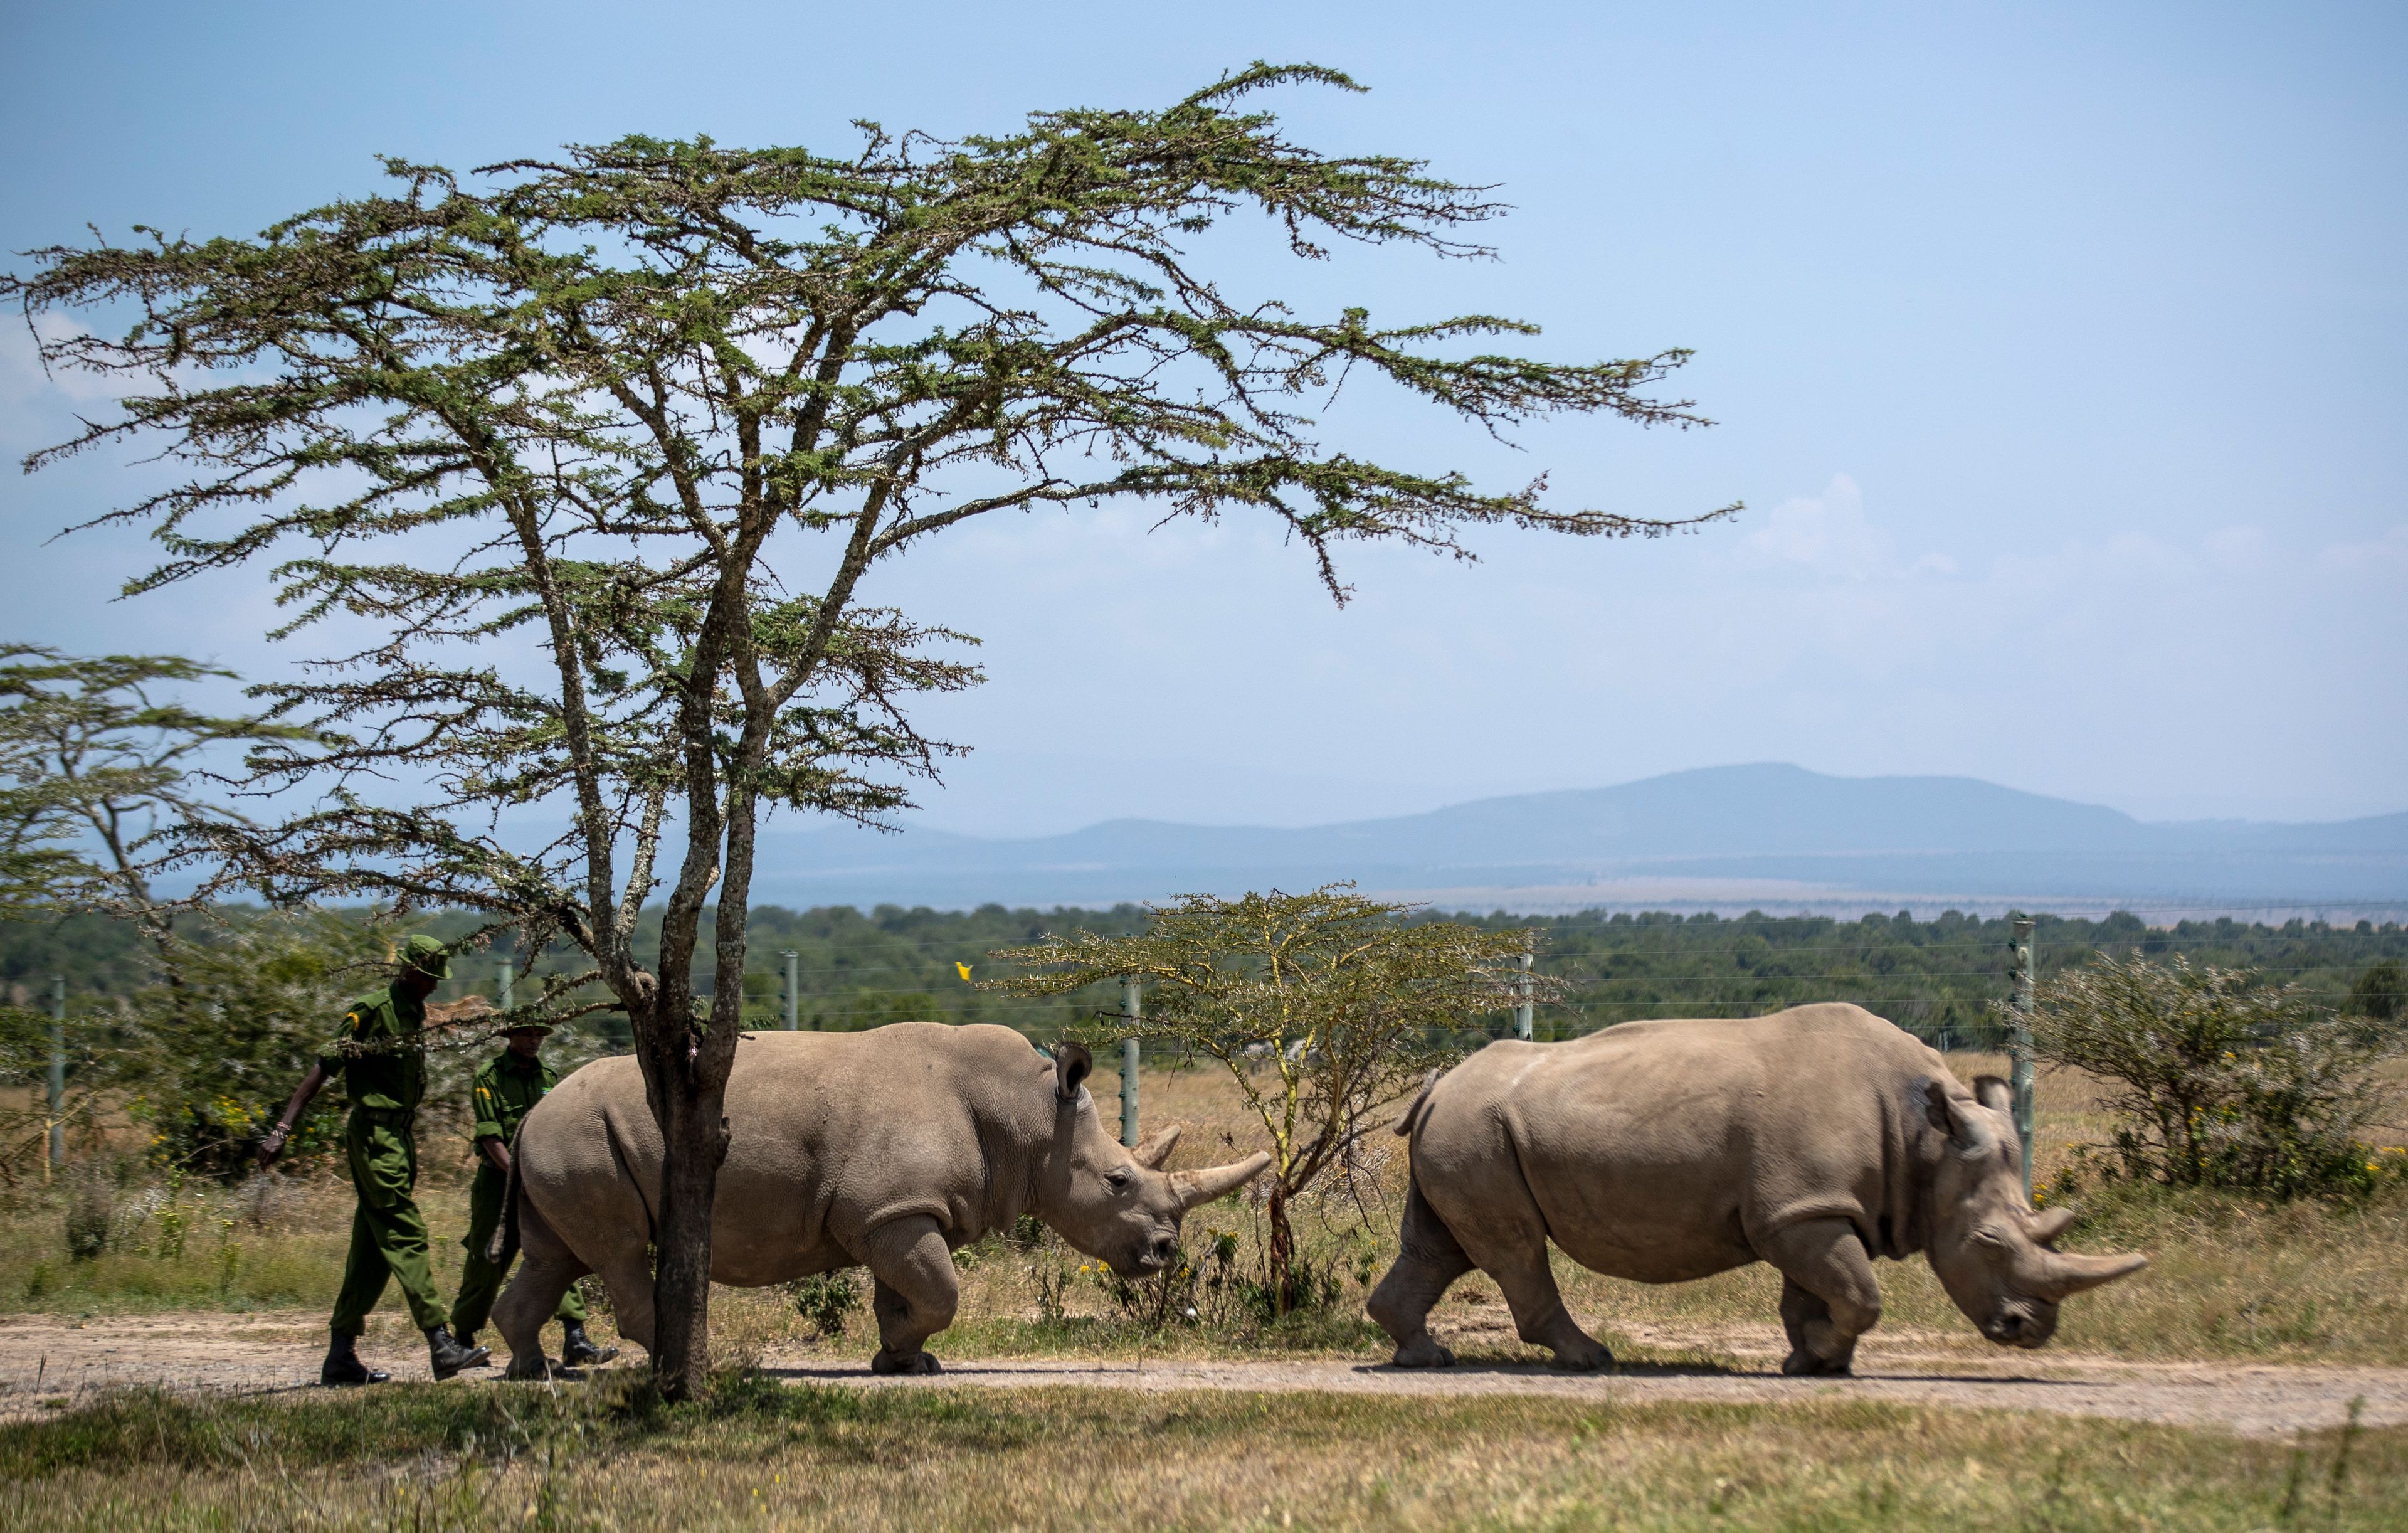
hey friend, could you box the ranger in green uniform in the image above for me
[258,935,489,1386]
[449,1020,615,1369]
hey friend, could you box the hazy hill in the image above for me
[748,763,2408,914]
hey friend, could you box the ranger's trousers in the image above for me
[449,1162,585,1337]
[329,1109,448,1335]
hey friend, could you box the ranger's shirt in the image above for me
[470,1050,559,1145]
[319,983,426,1113]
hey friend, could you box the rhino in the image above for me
[491,1022,1269,1377]
[1366,1004,2146,1376]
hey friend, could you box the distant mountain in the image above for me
[747,764,2408,915]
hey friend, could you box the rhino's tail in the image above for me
[487,1125,523,1266]
[1391,1068,1445,1137]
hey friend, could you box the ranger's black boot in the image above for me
[425,1324,491,1381]
[321,1330,390,1387]
[559,1322,618,1369]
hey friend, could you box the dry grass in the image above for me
[0,1170,482,1322]
[8,1054,2408,1367]
[3,1379,2402,1532]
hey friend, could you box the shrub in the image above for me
[784,1271,862,1338]
[62,1165,113,1260]
[2348,959,2405,1024]
[2033,953,2393,1198]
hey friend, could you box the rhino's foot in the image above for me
[870,1348,943,1377]
[1780,1349,1852,1378]
[504,1354,559,1382]
[1549,1340,1613,1372]
[1389,1337,1457,1369]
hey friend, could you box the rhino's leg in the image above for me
[1477,1241,1613,1371]
[861,1215,958,1376]
[1759,1219,1881,1377]
[494,1196,589,1381]
[1423,1177,1611,1371]
[584,1235,656,1360]
[1368,1175,1474,1368]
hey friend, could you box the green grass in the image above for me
[3,1380,2402,1530]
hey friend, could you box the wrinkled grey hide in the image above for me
[1368,1004,2146,1375]
[494,1023,1268,1377]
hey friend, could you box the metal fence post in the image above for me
[2009,916,2037,1198]
[1120,977,1141,1148]
[498,957,515,1012]
[783,950,799,1030]
[1514,952,1534,1041]
[48,974,66,1174]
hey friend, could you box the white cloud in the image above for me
[1738,473,1887,577]
[2315,524,2408,580]
[0,312,117,410]
[2204,526,2269,571]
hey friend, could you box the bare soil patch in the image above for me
[5,1310,2399,1438]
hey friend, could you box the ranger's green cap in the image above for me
[399,933,452,980]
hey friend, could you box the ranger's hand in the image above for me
[257,1122,290,1168]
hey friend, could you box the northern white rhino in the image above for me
[1367,1004,2146,1375]
[492,1023,1268,1377]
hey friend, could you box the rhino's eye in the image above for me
[1104,1169,1131,1192]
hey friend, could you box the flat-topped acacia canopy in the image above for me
[3,63,1731,1395]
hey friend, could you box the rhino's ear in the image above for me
[1921,1077,1997,1160]
[1055,1042,1092,1104]
[1972,1075,2014,1115]
[1921,1078,1955,1133]
[1131,1123,1181,1170]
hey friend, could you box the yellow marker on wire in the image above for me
[955,962,973,982]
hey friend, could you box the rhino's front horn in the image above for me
[2017,1246,2148,1300]
[1171,1152,1272,1213]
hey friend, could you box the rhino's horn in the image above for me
[1171,1152,1272,1212]
[2017,1246,2148,1300]
[1130,1124,1182,1170]
[2025,1206,2078,1246]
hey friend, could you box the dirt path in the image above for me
[3,1313,2400,1438]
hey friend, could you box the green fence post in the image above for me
[1119,977,1141,1148]
[2009,915,2037,1199]
[48,974,66,1172]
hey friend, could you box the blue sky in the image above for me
[3,1,2402,834]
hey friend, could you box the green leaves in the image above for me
[2032,953,2395,1199]
[4,64,1723,1068]
[985,884,1554,1196]
[0,648,313,922]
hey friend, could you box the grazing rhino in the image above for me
[492,1022,1269,1378]
[1367,1003,2146,1376]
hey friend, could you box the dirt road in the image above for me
[3,1313,2399,1438]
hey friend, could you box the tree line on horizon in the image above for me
[11,899,2402,1053]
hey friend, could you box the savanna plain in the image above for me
[3,1057,2405,1530]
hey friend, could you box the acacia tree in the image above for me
[0,648,315,1175]
[6,64,1726,1395]
[986,886,1562,1308]
[0,648,301,934]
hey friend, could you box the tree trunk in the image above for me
[1266,1183,1295,1315]
[634,992,735,1402]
